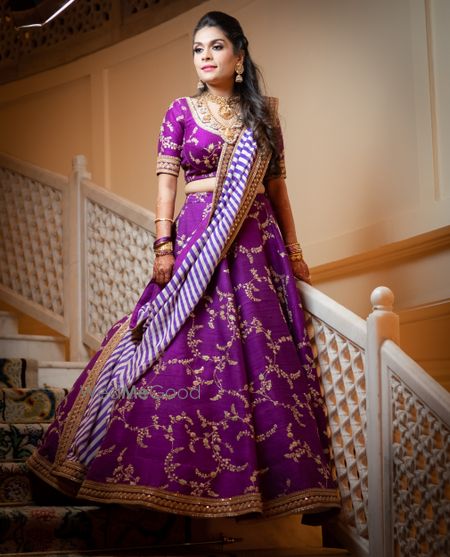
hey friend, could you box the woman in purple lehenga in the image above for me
[27,11,340,520]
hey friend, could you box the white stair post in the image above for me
[366,286,400,557]
[68,155,91,361]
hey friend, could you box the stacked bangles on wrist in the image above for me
[285,242,304,262]
[153,217,174,257]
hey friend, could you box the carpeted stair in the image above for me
[0,357,193,555]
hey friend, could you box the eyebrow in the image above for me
[193,38,225,47]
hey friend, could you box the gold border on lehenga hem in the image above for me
[76,479,340,518]
[27,451,80,498]
[28,447,341,518]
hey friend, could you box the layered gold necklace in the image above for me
[195,91,243,143]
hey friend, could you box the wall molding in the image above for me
[398,298,450,324]
[311,225,450,283]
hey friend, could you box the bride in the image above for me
[27,10,340,521]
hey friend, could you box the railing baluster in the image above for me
[68,155,91,361]
[366,286,400,557]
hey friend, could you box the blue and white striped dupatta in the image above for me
[69,128,264,467]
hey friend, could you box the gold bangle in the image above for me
[155,242,173,252]
[288,252,303,262]
[287,247,303,256]
[155,217,173,223]
[286,242,301,250]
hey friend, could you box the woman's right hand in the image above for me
[152,254,175,286]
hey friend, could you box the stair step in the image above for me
[0,461,80,506]
[38,361,86,389]
[0,422,49,461]
[0,461,33,505]
[0,463,87,507]
[0,334,66,361]
[0,504,185,553]
[230,550,349,556]
[0,358,38,389]
[0,387,68,423]
[0,548,351,556]
[0,312,18,336]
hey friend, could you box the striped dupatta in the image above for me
[66,127,271,467]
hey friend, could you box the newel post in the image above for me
[68,155,91,361]
[366,286,400,557]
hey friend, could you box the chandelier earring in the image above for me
[235,61,244,83]
[197,79,206,90]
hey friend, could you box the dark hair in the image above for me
[193,11,281,175]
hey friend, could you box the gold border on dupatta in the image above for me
[77,479,340,518]
[219,143,271,261]
[50,316,132,475]
[207,130,243,225]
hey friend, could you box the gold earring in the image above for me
[235,62,244,83]
[197,79,205,90]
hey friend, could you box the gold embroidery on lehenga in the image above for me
[27,124,340,518]
[106,448,141,485]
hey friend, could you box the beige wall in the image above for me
[0,0,449,377]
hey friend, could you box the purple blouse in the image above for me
[156,96,286,184]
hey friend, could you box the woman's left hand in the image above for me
[291,258,312,284]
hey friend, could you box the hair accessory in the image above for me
[154,217,173,223]
[235,61,244,83]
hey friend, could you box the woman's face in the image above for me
[193,26,242,90]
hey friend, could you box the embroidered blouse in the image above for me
[156,96,286,184]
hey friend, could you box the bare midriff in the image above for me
[185,176,265,195]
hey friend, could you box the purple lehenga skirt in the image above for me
[27,191,340,518]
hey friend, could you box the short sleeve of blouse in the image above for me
[156,98,185,177]
[265,97,287,181]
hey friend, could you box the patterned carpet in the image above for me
[0,359,191,555]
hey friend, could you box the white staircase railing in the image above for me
[299,282,449,557]
[380,342,449,556]
[1,152,449,556]
[0,152,156,359]
[0,154,68,335]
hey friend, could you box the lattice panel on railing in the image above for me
[0,168,64,316]
[304,311,368,540]
[391,373,450,557]
[85,199,155,340]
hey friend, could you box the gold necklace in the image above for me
[195,93,243,144]
[203,91,239,120]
